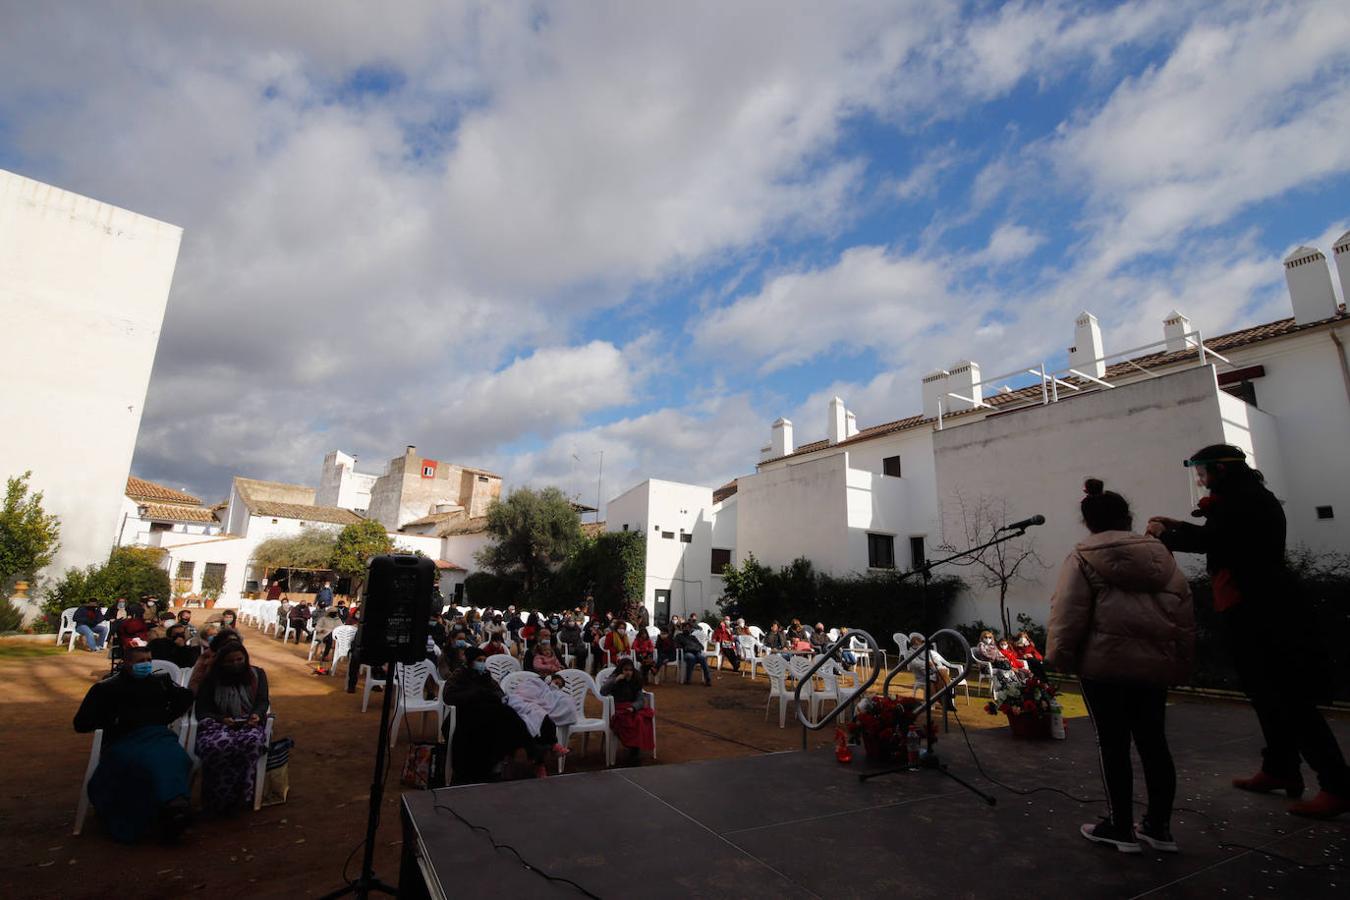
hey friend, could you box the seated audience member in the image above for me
[313,607,343,661]
[502,671,576,775]
[176,609,197,642]
[653,627,677,680]
[601,659,656,765]
[675,623,712,686]
[483,633,509,657]
[428,613,449,650]
[286,601,312,642]
[505,606,525,644]
[1013,630,1047,678]
[147,612,177,641]
[975,630,1012,671]
[602,620,632,667]
[73,637,194,842]
[906,633,958,711]
[632,627,657,681]
[196,622,223,650]
[275,598,291,632]
[811,623,832,654]
[520,612,541,647]
[836,626,857,669]
[150,624,201,669]
[218,609,238,630]
[997,636,1031,679]
[713,618,741,672]
[315,580,334,610]
[74,600,111,652]
[764,621,787,652]
[190,639,270,814]
[441,648,549,782]
[531,637,565,677]
[118,603,150,644]
[584,621,606,674]
[557,614,588,672]
[789,630,813,653]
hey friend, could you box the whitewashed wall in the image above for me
[0,170,182,584]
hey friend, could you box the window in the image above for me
[622,523,629,531]
[477,475,489,482]
[175,561,195,580]
[909,536,926,568]
[867,533,895,569]
[422,465,436,478]
[661,531,675,540]
[711,548,732,574]
[202,563,227,589]
[150,522,172,532]
[1222,381,1258,407]
[1316,506,1335,520]
[882,455,902,477]
[270,518,278,524]
[679,532,692,543]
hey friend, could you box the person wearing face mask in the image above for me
[73,637,195,842]
[190,638,270,815]
[441,648,544,782]
[150,624,201,669]
[524,627,557,674]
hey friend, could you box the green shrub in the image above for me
[42,547,170,620]
[0,596,24,633]
[463,571,524,608]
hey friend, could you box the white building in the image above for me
[0,170,182,585]
[609,240,1350,630]
[116,476,222,547]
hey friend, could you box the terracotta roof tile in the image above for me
[713,480,739,503]
[249,500,363,525]
[138,503,218,524]
[437,515,490,537]
[126,476,201,505]
[402,509,464,528]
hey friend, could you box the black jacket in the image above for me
[149,638,201,669]
[73,672,194,744]
[74,606,105,628]
[1158,477,1291,606]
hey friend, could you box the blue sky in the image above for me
[2,1,1347,510]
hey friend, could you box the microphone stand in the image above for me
[858,526,1034,806]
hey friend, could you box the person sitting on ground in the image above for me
[675,623,712,686]
[441,648,548,782]
[176,609,197,642]
[601,658,656,766]
[632,627,657,681]
[150,624,201,669]
[1013,630,1046,678]
[189,638,270,815]
[74,600,110,652]
[975,630,1012,671]
[713,617,741,672]
[602,619,632,667]
[286,601,312,642]
[314,607,343,661]
[73,637,194,842]
[906,632,958,711]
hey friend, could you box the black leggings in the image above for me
[1081,679,1175,829]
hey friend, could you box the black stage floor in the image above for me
[400,701,1348,899]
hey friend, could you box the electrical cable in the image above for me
[431,798,603,897]
[947,704,1344,870]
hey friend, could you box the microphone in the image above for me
[999,514,1045,532]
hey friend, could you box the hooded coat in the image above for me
[1046,531,1195,686]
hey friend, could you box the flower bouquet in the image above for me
[846,694,931,761]
[985,672,1059,738]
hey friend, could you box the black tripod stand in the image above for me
[857,527,1036,806]
[321,665,398,899]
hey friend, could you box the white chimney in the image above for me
[921,369,949,418]
[1163,310,1190,352]
[1284,245,1338,325]
[946,361,982,411]
[1330,231,1350,313]
[1067,311,1105,378]
[770,417,794,457]
[845,410,858,438]
[827,396,847,444]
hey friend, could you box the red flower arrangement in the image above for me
[984,673,1059,718]
[846,694,933,761]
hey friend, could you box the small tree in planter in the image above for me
[200,566,225,606]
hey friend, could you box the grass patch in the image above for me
[0,639,66,659]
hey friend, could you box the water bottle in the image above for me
[1050,701,1066,740]
[907,724,922,766]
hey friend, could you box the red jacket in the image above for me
[603,631,631,657]
[713,625,735,645]
[1014,643,1043,662]
[998,646,1027,670]
[118,617,148,643]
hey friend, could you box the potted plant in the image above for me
[846,694,930,761]
[985,673,1058,738]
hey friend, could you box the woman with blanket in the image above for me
[601,658,655,765]
[503,673,577,776]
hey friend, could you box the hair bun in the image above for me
[1084,477,1104,496]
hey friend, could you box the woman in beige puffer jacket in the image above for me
[1047,479,1195,854]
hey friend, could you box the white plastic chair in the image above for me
[737,634,763,679]
[594,665,657,763]
[57,608,78,649]
[499,670,541,695]
[360,663,387,713]
[969,648,995,696]
[72,729,104,835]
[485,653,521,684]
[556,668,611,771]
[329,625,357,677]
[149,659,183,683]
[813,658,866,723]
[748,625,764,640]
[389,660,444,746]
[760,655,795,728]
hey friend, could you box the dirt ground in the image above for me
[0,621,1051,900]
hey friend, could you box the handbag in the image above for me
[401,742,437,789]
[261,737,294,807]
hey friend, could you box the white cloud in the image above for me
[974,223,1046,265]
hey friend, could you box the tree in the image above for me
[252,527,340,573]
[475,487,583,599]
[0,471,61,590]
[331,519,394,600]
[554,530,645,617]
[938,490,1046,635]
[89,546,172,605]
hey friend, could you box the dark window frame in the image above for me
[711,548,732,574]
[882,455,902,477]
[867,533,896,569]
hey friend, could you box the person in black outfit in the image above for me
[1150,444,1350,819]
[440,648,547,783]
[149,624,201,669]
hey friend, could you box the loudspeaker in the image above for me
[359,554,435,665]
